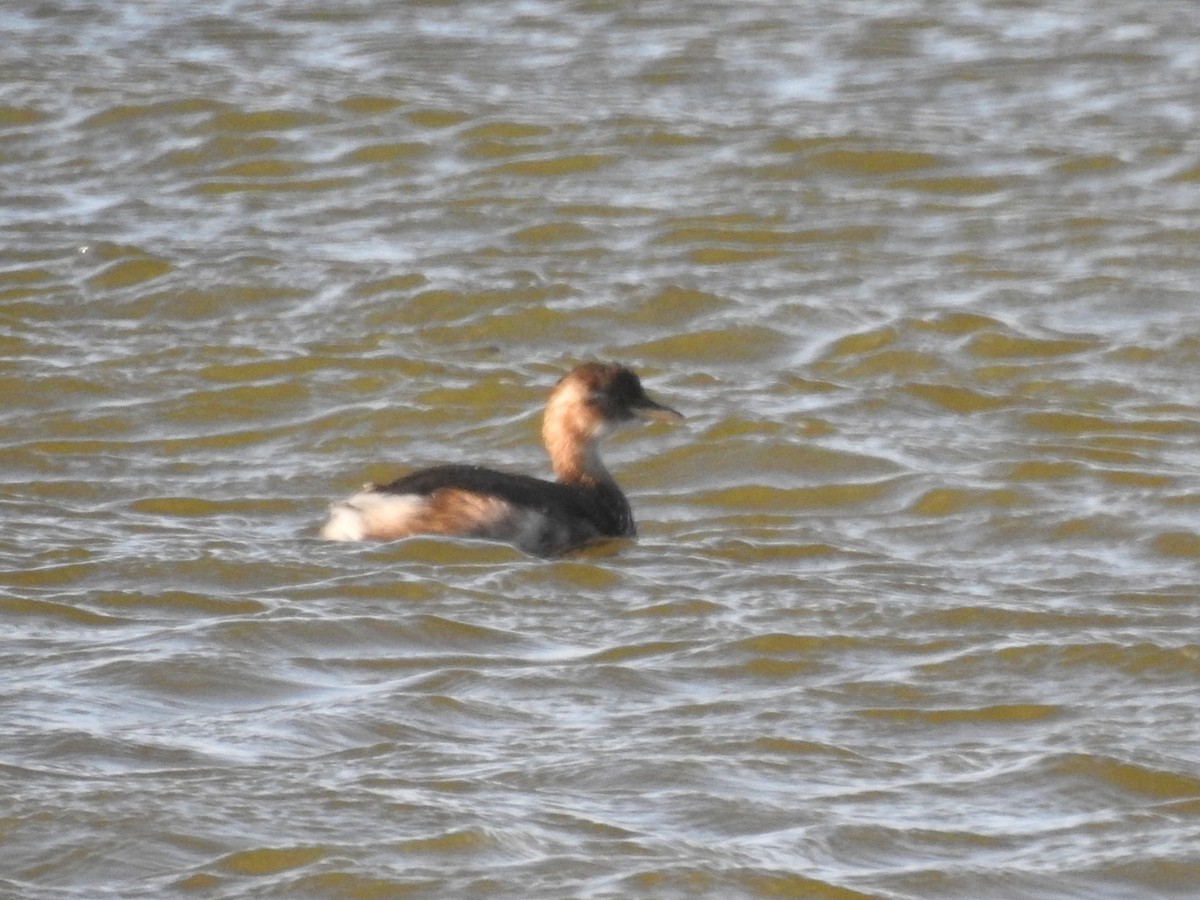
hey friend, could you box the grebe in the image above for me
[320,362,683,556]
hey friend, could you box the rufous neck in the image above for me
[542,385,615,485]
[543,418,613,485]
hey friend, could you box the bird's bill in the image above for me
[633,396,684,422]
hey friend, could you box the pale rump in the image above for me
[321,489,562,547]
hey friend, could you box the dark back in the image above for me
[377,465,635,538]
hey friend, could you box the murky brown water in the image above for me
[3,2,1200,898]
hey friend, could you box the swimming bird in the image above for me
[320,362,683,555]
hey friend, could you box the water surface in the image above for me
[3,1,1200,898]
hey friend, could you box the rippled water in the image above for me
[3,1,1200,898]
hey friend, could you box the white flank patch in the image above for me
[320,492,426,541]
